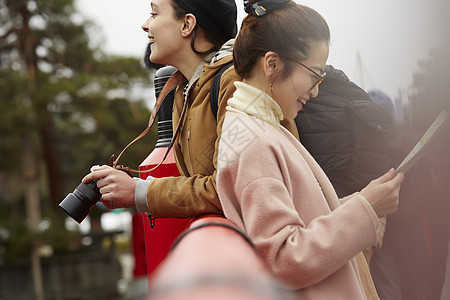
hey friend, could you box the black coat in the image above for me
[295,65,393,197]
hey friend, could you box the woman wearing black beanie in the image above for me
[82,1,252,221]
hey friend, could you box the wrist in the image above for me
[134,177,153,213]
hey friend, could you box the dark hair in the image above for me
[171,0,234,56]
[234,1,330,79]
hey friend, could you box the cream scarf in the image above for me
[226,81,284,128]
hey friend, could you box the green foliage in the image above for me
[0,0,158,259]
[0,71,29,170]
[0,218,81,261]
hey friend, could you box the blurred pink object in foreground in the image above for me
[147,215,293,300]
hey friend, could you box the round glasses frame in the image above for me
[297,61,326,90]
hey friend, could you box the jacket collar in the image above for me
[227,81,284,128]
[184,39,235,97]
[211,38,234,64]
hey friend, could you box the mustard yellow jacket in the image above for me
[146,55,298,218]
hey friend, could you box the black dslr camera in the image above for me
[59,180,101,223]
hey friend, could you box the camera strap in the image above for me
[110,70,187,175]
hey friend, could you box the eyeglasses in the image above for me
[297,62,326,90]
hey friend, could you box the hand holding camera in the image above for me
[82,165,137,209]
[59,165,137,223]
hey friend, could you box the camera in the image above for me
[59,180,101,223]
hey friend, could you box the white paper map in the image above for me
[396,110,448,174]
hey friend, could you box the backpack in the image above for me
[153,61,233,123]
[209,62,234,119]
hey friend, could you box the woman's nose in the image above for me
[309,84,319,98]
[142,17,151,32]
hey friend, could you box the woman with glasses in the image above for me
[216,1,404,298]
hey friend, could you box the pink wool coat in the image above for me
[217,82,381,299]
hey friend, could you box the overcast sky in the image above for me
[76,0,449,101]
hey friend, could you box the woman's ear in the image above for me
[263,51,281,81]
[180,13,197,37]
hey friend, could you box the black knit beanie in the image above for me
[174,0,238,41]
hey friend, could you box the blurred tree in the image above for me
[408,43,450,134]
[407,41,450,181]
[0,0,157,233]
[370,40,450,300]
[403,42,450,300]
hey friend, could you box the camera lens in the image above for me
[59,180,101,223]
